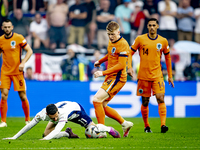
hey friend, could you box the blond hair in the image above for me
[106,21,119,32]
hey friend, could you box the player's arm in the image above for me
[94,54,108,67]
[164,43,174,88]
[41,121,66,140]
[127,48,136,77]
[103,55,127,75]
[94,51,127,78]
[2,118,39,140]
[19,44,33,72]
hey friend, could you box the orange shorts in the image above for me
[137,78,165,97]
[0,74,26,91]
[101,77,126,101]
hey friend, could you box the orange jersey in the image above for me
[131,34,171,81]
[99,37,129,82]
[0,33,27,75]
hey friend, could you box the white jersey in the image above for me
[12,101,92,140]
[34,101,81,124]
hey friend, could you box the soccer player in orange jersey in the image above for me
[0,19,33,127]
[92,21,133,137]
[128,18,174,133]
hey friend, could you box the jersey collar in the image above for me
[112,36,122,43]
[147,33,158,40]
[4,32,14,39]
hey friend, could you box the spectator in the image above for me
[13,0,36,14]
[83,0,96,48]
[25,67,34,80]
[130,1,145,42]
[96,0,115,49]
[11,9,31,44]
[194,2,200,44]
[128,0,144,12]
[142,0,159,34]
[47,0,68,50]
[30,13,49,49]
[60,49,79,80]
[0,0,8,36]
[109,0,121,12]
[44,0,56,11]
[115,0,133,45]
[87,50,106,81]
[68,0,87,46]
[177,0,194,41]
[158,0,177,48]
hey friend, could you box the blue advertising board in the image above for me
[4,81,200,117]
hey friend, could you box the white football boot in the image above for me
[0,122,7,127]
[122,121,133,137]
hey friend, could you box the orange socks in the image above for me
[0,99,8,122]
[158,103,166,127]
[93,101,105,124]
[22,99,30,121]
[104,106,124,124]
[141,105,150,127]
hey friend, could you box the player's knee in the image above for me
[142,101,149,107]
[92,96,101,103]
[156,95,164,104]
[157,98,164,104]
[142,97,149,106]
[1,92,8,100]
[19,94,27,101]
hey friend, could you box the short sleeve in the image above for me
[115,6,121,18]
[30,22,34,32]
[171,2,177,12]
[163,39,170,55]
[131,36,140,52]
[19,35,27,48]
[158,1,164,12]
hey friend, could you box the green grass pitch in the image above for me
[0,117,199,150]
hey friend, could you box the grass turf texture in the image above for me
[0,118,199,150]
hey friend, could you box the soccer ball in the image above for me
[85,125,101,138]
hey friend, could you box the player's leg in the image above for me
[18,91,30,123]
[141,97,151,133]
[0,89,9,127]
[153,78,168,133]
[93,88,109,124]
[137,79,152,132]
[0,74,11,127]
[12,74,30,123]
[96,123,120,138]
[102,80,133,137]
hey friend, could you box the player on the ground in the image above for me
[128,18,174,133]
[3,101,121,140]
[92,21,133,137]
[0,19,33,127]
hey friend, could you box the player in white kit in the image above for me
[3,101,121,140]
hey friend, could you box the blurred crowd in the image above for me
[0,0,200,81]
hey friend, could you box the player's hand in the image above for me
[168,77,174,88]
[19,63,25,72]
[39,138,46,140]
[94,71,103,78]
[94,61,101,67]
[127,68,134,78]
[2,137,15,140]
